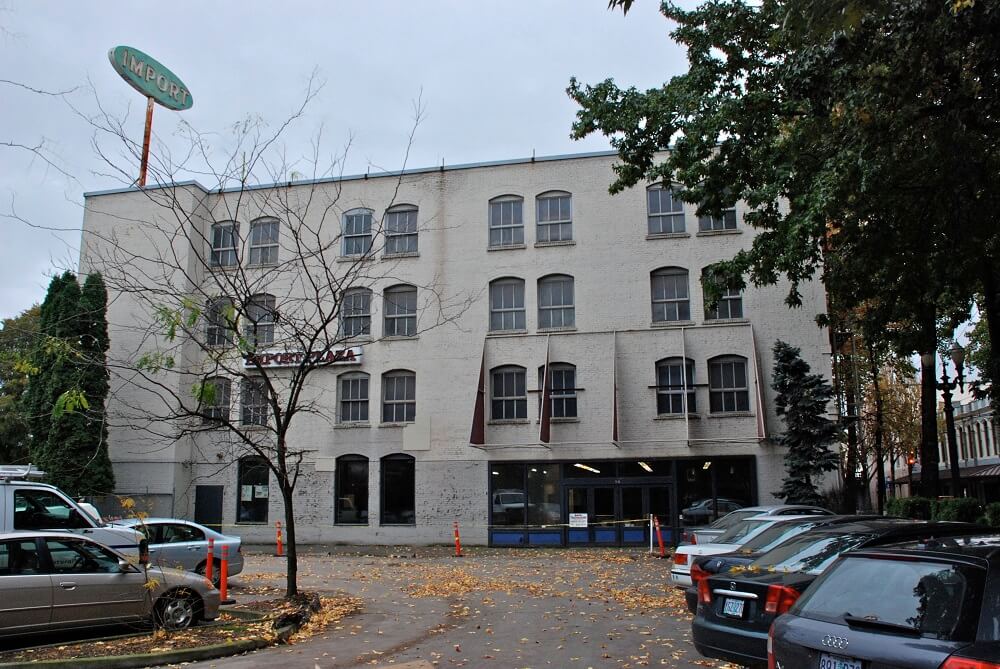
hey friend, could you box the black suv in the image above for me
[771,534,1000,669]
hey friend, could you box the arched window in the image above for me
[244,293,276,347]
[708,355,750,413]
[205,297,235,347]
[702,267,744,320]
[489,278,525,331]
[655,358,695,415]
[236,456,269,523]
[538,362,577,418]
[241,377,268,426]
[249,217,280,265]
[538,274,575,329]
[536,191,572,242]
[383,285,417,337]
[382,370,416,423]
[385,204,418,254]
[200,376,231,423]
[210,221,239,267]
[491,365,527,420]
[381,454,415,525]
[339,372,370,423]
[342,208,373,256]
[335,454,368,525]
[647,184,685,234]
[341,288,372,337]
[488,195,524,248]
[651,268,690,322]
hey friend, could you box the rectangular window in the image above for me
[384,286,417,337]
[538,276,575,329]
[709,358,750,413]
[651,270,690,322]
[237,457,269,523]
[249,219,279,265]
[540,366,577,418]
[244,294,276,347]
[343,211,373,256]
[490,280,525,331]
[340,375,369,423]
[489,199,524,247]
[657,360,696,414]
[210,223,238,267]
[341,290,371,337]
[491,463,526,526]
[537,194,572,242]
[206,299,234,347]
[705,286,744,320]
[382,373,416,423]
[335,456,368,524]
[491,368,527,420]
[648,186,685,234]
[202,378,231,423]
[698,206,737,231]
[241,379,268,426]
[385,208,418,254]
[381,456,415,525]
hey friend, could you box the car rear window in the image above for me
[709,509,757,530]
[738,521,820,554]
[794,557,984,641]
[749,532,873,573]
[715,519,770,544]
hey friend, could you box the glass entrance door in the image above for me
[619,485,673,545]
[566,486,617,544]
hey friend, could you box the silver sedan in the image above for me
[114,518,244,585]
[0,531,219,637]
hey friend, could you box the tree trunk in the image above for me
[281,481,298,598]
[868,348,887,514]
[919,313,940,498]
[841,351,860,514]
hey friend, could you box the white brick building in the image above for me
[80,151,831,546]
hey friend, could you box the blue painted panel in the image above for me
[528,531,563,546]
[568,529,590,543]
[594,528,617,543]
[491,531,525,546]
[622,528,645,543]
[660,529,674,544]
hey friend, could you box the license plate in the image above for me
[722,597,744,618]
[819,653,862,669]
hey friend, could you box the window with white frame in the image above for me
[488,196,524,248]
[205,297,235,347]
[339,373,369,423]
[647,184,685,234]
[536,191,572,243]
[244,293,276,347]
[342,209,373,256]
[655,358,695,415]
[702,268,744,320]
[382,370,416,423]
[383,285,417,337]
[708,355,750,413]
[201,377,231,423]
[538,363,577,418]
[698,204,737,231]
[489,278,525,331]
[248,217,280,265]
[491,365,527,420]
[341,288,371,337]
[241,378,268,426]
[538,274,575,329]
[210,221,238,267]
[651,268,690,322]
[385,205,418,254]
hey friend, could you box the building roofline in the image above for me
[82,150,621,199]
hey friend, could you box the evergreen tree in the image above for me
[0,305,41,463]
[771,340,840,505]
[23,272,71,460]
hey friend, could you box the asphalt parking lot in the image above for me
[185,546,733,669]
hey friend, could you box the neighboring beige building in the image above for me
[80,150,831,546]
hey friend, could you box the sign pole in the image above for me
[139,96,154,187]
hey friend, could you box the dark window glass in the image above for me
[385,206,418,254]
[339,374,369,423]
[709,356,750,413]
[382,371,416,423]
[13,490,90,530]
[206,298,235,347]
[698,206,737,231]
[656,358,695,414]
[647,185,685,234]
[210,222,238,267]
[335,455,368,524]
[538,364,577,418]
[384,285,417,337]
[201,377,231,423]
[380,454,415,525]
[748,532,874,574]
[237,456,269,523]
[527,466,560,525]
[45,538,120,574]
[161,523,205,543]
[491,463,526,526]
[241,378,268,426]
[703,268,744,320]
[488,197,524,247]
[244,294,276,348]
[343,210,373,256]
[651,268,690,322]
[0,539,43,575]
[489,279,525,331]
[536,192,572,242]
[249,218,279,265]
[538,275,574,329]
[491,366,527,420]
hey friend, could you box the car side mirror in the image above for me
[118,559,135,572]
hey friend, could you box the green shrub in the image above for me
[885,496,933,520]
[931,498,982,523]
[984,502,1000,527]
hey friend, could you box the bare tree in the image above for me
[79,87,473,597]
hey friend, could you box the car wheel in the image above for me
[155,590,199,630]
[195,561,222,588]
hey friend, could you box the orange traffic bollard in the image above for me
[205,537,214,585]
[275,521,284,557]
[653,516,666,558]
[219,544,235,604]
[453,521,462,557]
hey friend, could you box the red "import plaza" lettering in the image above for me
[243,347,361,368]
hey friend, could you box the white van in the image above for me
[0,465,143,556]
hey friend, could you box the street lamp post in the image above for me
[939,342,966,497]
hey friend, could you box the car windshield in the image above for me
[715,519,771,544]
[738,521,821,554]
[708,509,757,530]
[749,532,874,574]
[794,557,983,641]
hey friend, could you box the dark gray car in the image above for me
[770,535,1000,669]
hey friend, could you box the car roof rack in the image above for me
[0,463,47,481]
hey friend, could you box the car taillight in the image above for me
[767,623,776,669]
[939,658,1000,669]
[673,552,688,566]
[764,584,800,615]
[697,576,712,605]
[690,562,710,586]
[689,533,697,545]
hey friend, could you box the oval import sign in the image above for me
[108,45,193,111]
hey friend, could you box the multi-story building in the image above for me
[79,150,831,546]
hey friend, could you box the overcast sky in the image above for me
[0,0,689,319]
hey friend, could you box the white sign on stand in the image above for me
[569,513,588,528]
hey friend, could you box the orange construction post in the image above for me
[453,521,462,557]
[653,516,666,558]
[205,537,214,585]
[219,544,235,604]
[275,521,284,557]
